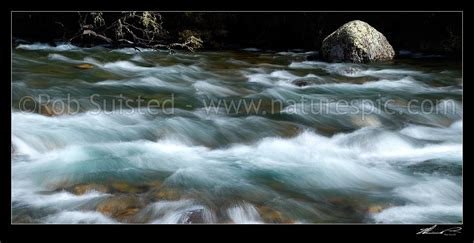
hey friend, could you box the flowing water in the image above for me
[11,43,463,224]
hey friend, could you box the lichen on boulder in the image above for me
[321,20,395,63]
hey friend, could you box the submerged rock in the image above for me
[75,63,94,69]
[292,79,312,87]
[350,115,382,128]
[12,214,36,223]
[114,208,140,221]
[146,180,163,188]
[179,209,206,224]
[40,104,56,116]
[39,103,72,117]
[321,20,395,63]
[72,183,109,195]
[305,52,320,61]
[367,203,392,214]
[110,182,147,193]
[367,205,384,214]
[256,205,294,223]
[338,66,364,75]
[96,195,142,222]
[153,187,182,201]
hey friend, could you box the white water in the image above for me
[44,211,117,224]
[227,202,263,224]
[12,44,462,223]
[17,43,80,51]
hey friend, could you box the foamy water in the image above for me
[12,43,462,224]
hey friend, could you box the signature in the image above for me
[417,225,462,236]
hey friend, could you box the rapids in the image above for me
[11,44,462,223]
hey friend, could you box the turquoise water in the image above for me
[12,43,462,223]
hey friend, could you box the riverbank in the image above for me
[12,12,462,57]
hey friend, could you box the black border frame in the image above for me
[2,1,470,242]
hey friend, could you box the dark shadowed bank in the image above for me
[12,12,461,56]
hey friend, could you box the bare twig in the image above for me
[66,11,203,53]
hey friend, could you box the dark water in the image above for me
[11,43,462,223]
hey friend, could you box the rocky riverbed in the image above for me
[12,43,462,223]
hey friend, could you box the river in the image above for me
[11,43,462,223]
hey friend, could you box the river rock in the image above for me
[110,181,147,193]
[256,205,294,223]
[40,104,56,116]
[305,52,320,61]
[179,209,206,224]
[40,103,71,117]
[367,205,384,214]
[367,203,392,214]
[321,20,395,63]
[292,79,312,87]
[153,187,181,201]
[96,195,142,221]
[72,183,109,195]
[350,115,382,128]
[338,66,364,76]
[75,63,94,69]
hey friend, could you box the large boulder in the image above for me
[321,20,395,63]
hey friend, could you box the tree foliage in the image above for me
[69,11,203,52]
